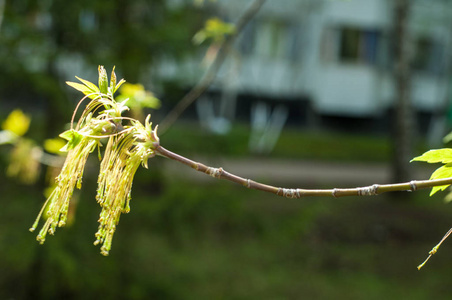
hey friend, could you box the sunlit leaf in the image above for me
[110,66,117,93]
[66,76,101,99]
[59,129,83,152]
[2,109,31,136]
[76,76,100,93]
[431,185,450,196]
[411,149,452,164]
[66,81,91,94]
[429,163,452,196]
[114,78,126,93]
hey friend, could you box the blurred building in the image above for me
[160,0,452,132]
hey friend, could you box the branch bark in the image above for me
[156,145,447,199]
[159,0,267,133]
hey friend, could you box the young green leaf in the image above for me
[66,77,101,99]
[110,66,117,94]
[76,76,100,94]
[114,78,126,94]
[98,65,109,94]
[66,82,93,95]
[411,149,452,164]
[429,163,452,195]
[59,129,83,152]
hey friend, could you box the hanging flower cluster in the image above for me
[95,116,158,255]
[29,66,160,255]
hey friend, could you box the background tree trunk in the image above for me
[392,0,415,184]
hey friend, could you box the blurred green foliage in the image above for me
[0,0,202,135]
[3,157,452,299]
[1,109,31,137]
[192,17,236,45]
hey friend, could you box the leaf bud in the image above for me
[98,65,109,94]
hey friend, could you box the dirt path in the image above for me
[162,156,436,188]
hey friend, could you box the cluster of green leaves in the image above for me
[411,146,452,269]
[411,149,452,196]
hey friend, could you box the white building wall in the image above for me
[158,0,452,117]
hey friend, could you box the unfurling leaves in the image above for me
[66,65,125,99]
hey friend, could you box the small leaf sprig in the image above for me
[411,149,452,196]
[411,148,452,269]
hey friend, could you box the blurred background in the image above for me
[2,0,452,299]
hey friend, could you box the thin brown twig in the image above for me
[417,227,452,270]
[159,0,267,134]
[155,145,452,198]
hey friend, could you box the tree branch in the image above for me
[156,145,450,198]
[159,0,267,133]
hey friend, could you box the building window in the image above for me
[412,37,444,76]
[323,26,383,66]
[339,27,381,65]
[339,28,361,61]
